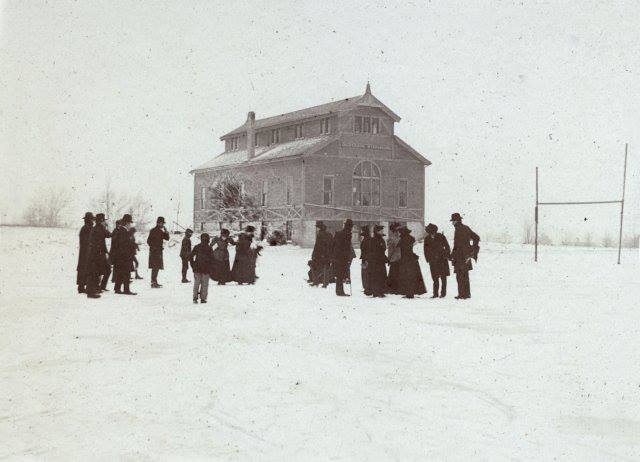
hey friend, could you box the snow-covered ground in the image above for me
[1,226,639,460]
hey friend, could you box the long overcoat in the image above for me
[366,235,388,295]
[111,225,135,272]
[76,223,93,284]
[332,228,355,280]
[398,234,427,297]
[86,223,111,275]
[451,223,480,273]
[423,232,451,277]
[147,226,170,269]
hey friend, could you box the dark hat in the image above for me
[360,225,370,236]
[389,222,399,231]
[156,216,165,224]
[121,213,133,224]
[185,228,193,235]
[129,226,137,233]
[344,219,353,228]
[315,220,326,229]
[374,224,385,235]
[95,213,105,222]
[220,228,230,236]
[82,212,95,221]
[201,233,210,242]
[450,213,463,222]
[400,226,412,234]
[245,225,256,233]
[425,223,438,234]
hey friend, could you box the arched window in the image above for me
[353,161,381,206]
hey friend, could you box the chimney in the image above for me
[246,111,256,160]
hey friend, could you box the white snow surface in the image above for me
[1,226,639,460]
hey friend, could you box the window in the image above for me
[371,117,379,134]
[320,118,330,134]
[200,222,205,231]
[261,179,268,206]
[286,176,293,205]
[200,187,206,210]
[271,129,279,144]
[352,161,381,206]
[294,124,303,139]
[227,137,238,151]
[398,179,408,208]
[254,133,258,147]
[354,116,380,134]
[323,175,334,205]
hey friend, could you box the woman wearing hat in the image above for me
[367,225,388,298]
[210,228,236,285]
[397,226,427,299]
[385,222,402,294]
[232,226,258,284]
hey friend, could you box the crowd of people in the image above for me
[308,214,480,299]
[76,211,480,302]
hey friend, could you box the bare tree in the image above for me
[522,219,534,244]
[22,187,71,227]
[208,171,261,222]
[602,233,614,248]
[89,182,153,231]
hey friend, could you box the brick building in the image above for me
[190,83,431,247]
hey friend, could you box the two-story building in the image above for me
[190,83,431,247]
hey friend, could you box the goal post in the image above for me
[534,143,629,264]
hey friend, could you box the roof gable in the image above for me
[394,136,431,166]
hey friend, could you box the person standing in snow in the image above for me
[147,216,170,288]
[85,213,111,299]
[232,226,259,284]
[77,212,94,294]
[385,223,401,294]
[129,226,143,280]
[210,228,235,285]
[332,218,355,297]
[189,233,214,303]
[450,213,480,299]
[111,214,136,295]
[309,221,333,287]
[180,228,193,283]
[366,225,388,298]
[359,225,372,296]
[423,223,451,298]
[397,226,427,299]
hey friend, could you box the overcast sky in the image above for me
[1,0,638,242]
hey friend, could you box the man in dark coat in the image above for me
[332,218,355,296]
[450,213,480,299]
[76,212,94,294]
[189,233,214,303]
[423,223,451,298]
[147,216,170,288]
[180,228,193,283]
[366,225,388,298]
[85,213,111,299]
[111,213,137,295]
[359,226,372,295]
[309,221,333,287]
[385,222,401,294]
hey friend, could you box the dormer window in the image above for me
[226,137,239,151]
[294,124,303,139]
[271,129,280,145]
[354,116,380,134]
[320,118,330,134]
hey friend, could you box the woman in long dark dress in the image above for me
[366,225,388,298]
[210,228,235,285]
[398,227,427,298]
[360,226,372,296]
[231,226,257,284]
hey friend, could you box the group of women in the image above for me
[360,222,427,299]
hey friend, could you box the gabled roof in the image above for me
[190,135,336,173]
[221,84,401,139]
[394,136,431,166]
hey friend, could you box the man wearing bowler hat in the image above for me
[423,223,451,298]
[180,228,194,283]
[147,216,170,288]
[77,212,95,294]
[86,213,111,298]
[367,224,388,298]
[449,213,480,299]
[112,214,137,295]
[332,218,355,296]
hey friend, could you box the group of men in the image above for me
[76,213,170,299]
[309,213,480,300]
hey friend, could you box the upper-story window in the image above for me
[226,137,239,151]
[253,133,258,147]
[200,187,206,210]
[261,179,268,206]
[323,175,334,205]
[397,179,408,208]
[294,124,303,139]
[271,129,279,145]
[354,116,380,134]
[320,118,330,134]
[353,161,381,207]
